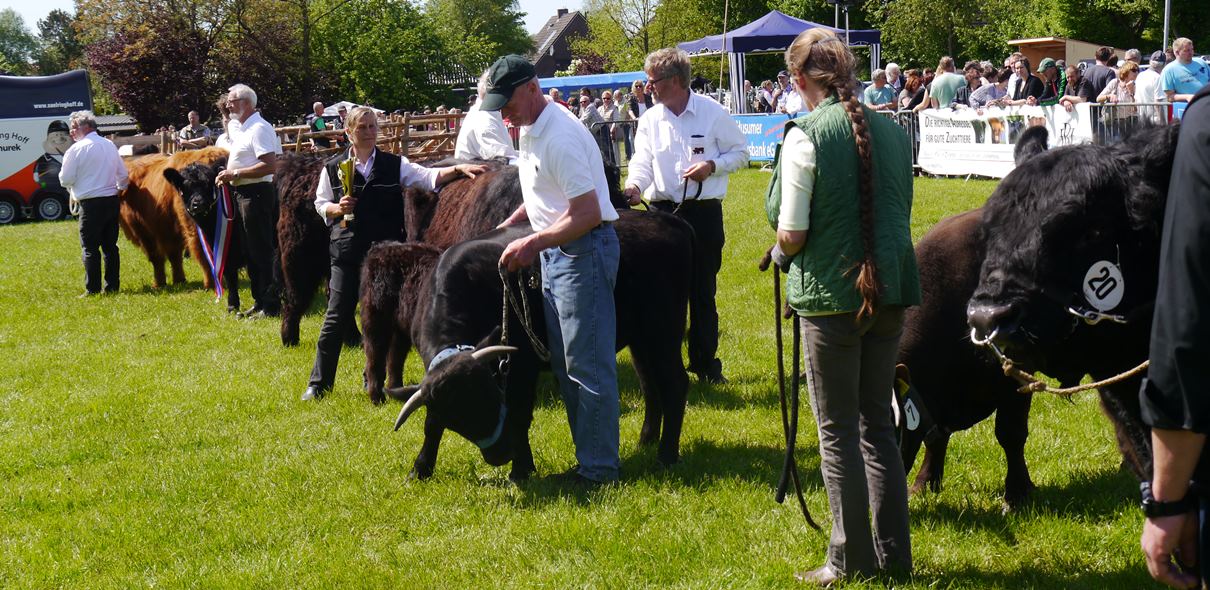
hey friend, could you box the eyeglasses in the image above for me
[649,77,667,85]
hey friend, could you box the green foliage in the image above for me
[311,0,448,111]
[0,172,1159,587]
[84,17,211,130]
[33,9,83,75]
[425,0,532,75]
[0,8,37,75]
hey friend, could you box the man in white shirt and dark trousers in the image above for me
[487,55,623,485]
[624,47,749,384]
[59,110,128,296]
[215,84,284,319]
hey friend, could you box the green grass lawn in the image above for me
[0,170,1152,588]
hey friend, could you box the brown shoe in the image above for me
[794,565,841,587]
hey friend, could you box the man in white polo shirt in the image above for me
[455,70,518,161]
[487,54,622,485]
[215,83,284,319]
[623,47,748,384]
[59,110,128,296]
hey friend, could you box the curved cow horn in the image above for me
[471,345,519,362]
[393,388,425,431]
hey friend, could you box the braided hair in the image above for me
[784,29,880,321]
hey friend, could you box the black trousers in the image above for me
[309,261,360,390]
[78,196,120,294]
[651,198,724,376]
[232,182,281,312]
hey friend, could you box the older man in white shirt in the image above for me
[455,72,519,161]
[59,110,128,295]
[215,83,284,319]
[623,47,748,384]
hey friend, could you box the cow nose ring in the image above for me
[969,327,999,346]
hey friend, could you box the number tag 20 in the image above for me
[1082,260,1125,312]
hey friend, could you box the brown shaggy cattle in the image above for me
[274,152,349,347]
[119,147,228,288]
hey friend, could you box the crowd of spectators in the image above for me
[857,38,1207,119]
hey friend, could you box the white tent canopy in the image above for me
[321,101,383,117]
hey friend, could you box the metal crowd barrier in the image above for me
[587,119,639,168]
[1086,102,1172,145]
[877,110,920,168]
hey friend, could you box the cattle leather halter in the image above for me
[761,250,821,531]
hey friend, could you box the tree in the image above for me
[573,0,719,73]
[870,0,1044,69]
[85,17,211,130]
[34,9,84,75]
[311,0,449,110]
[0,8,37,74]
[425,0,532,75]
[211,12,315,124]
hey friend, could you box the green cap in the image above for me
[481,55,537,112]
[1036,57,1056,72]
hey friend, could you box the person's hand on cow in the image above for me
[457,163,487,178]
[623,185,642,206]
[436,163,488,187]
[1142,512,1200,589]
[682,160,715,183]
[500,234,543,272]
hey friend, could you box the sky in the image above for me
[6,0,582,36]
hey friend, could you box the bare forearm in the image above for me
[1151,429,1207,501]
[777,228,806,257]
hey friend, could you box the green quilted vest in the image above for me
[765,95,921,314]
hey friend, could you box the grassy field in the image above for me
[0,170,1152,588]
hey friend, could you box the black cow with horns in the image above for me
[372,209,695,482]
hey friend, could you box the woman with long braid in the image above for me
[766,29,920,586]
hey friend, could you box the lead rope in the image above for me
[972,329,1150,398]
[771,258,822,531]
[499,266,550,362]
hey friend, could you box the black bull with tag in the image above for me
[896,124,1178,508]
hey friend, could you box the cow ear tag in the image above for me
[1082,260,1125,311]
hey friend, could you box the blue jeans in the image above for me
[540,224,621,482]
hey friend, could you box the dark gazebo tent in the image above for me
[677,10,882,113]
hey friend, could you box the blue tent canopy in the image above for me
[677,10,880,55]
[676,10,881,113]
[538,71,647,97]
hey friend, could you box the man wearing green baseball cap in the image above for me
[1035,57,1065,106]
[489,54,623,485]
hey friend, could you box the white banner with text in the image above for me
[916,104,1094,178]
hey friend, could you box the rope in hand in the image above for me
[762,250,821,531]
[499,266,550,362]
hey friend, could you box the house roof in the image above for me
[531,10,582,59]
[95,114,138,134]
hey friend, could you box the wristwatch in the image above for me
[1140,481,1197,518]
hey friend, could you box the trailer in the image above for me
[0,70,93,224]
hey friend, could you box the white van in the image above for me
[0,70,92,224]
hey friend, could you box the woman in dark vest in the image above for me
[302,106,486,401]
[765,29,920,585]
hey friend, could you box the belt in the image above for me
[231,178,272,187]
